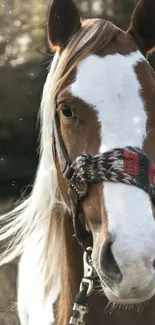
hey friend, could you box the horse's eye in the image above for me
[61,104,75,119]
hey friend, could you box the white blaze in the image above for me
[70,51,155,292]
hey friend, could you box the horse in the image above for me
[0,0,155,324]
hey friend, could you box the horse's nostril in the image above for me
[100,233,122,283]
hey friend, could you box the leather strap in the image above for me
[54,112,90,245]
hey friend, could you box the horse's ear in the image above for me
[128,0,155,55]
[48,0,81,52]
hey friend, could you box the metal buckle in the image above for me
[69,248,94,325]
[80,247,94,297]
[69,303,89,325]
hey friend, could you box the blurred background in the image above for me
[0,0,155,324]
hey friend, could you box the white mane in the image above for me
[0,53,61,276]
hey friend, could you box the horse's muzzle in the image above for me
[97,232,155,304]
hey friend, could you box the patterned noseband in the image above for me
[68,147,155,204]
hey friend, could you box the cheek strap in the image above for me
[54,112,91,246]
[55,112,72,175]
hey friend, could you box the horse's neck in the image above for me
[55,214,83,325]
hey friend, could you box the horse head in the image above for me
[47,0,155,306]
[1,1,155,325]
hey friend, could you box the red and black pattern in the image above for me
[124,149,139,176]
[123,148,155,197]
[70,147,155,204]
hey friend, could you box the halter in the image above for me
[55,112,155,245]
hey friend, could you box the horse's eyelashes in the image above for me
[61,104,75,120]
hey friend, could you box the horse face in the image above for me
[49,0,155,304]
